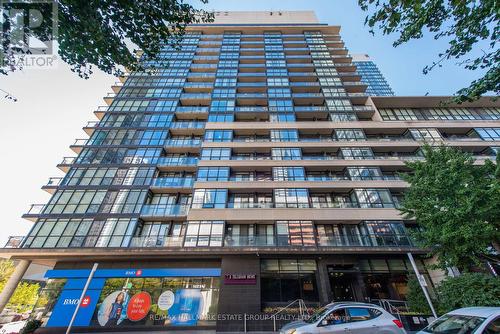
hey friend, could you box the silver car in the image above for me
[280,302,406,334]
[417,307,500,334]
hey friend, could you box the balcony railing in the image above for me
[59,157,76,165]
[140,204,189,217]
[45,177,63,187]
[25,204,46,215]
[175,106,209,113]
[8,233,414,249]
[4,236,24,248]
[164,138,202,147]
[157,157,198,166]
[152,177,194,188]
[170,121,205,129]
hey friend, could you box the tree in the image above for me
[436,273,500,313]
[358,1,499,102]
[0,260,40,314]
[406,275,434,314]
[400,145,500,272]
[1,1,213,78]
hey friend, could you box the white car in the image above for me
[280,302,406,334]
[0,321,26,334]
[417,307,500,334]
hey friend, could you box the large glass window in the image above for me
[351,189,394,208]
[276,221,315,246]
[192,189,227,208]
[204,130,233,142]
[340,148,374,160]
[270,129,299,142]
[335,129,366,141]
[409,128,442,141]
[197,167,230,181]
[201,148,231,160]
[476,128,500,141]
[272,148,302,160]
[274,188,309,208]
[272,167,305,181]
[184,221,224,247]
[346,167,383,180]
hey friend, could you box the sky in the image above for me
[0,0,488,245]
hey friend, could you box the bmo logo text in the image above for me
[125,269,143,276]
[62,295,91,307]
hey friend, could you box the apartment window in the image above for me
[409,128,442,141]
[268,88,291,98]
[210,100,235,112]
[481,108,500,120]
[184,221,224,247]
[212,88,236,99]
[316,68,339,76]
[267,68,288,76]
[208,113,234,122]
[219,52,239,60]
[322,87,347,97]
[273,167,305,181]
[192,189,227,209]
[265,44,284,51]
[313,59,335,67]
[379,108,419,121]
[204,130,233,142]
[347,167,383,180]
[276,221,315,247]
[268,77,290,86]
[270,129,299,142]
[215,78,237,87]
[218,60,238,68]
[266,52,285,59]
[326,99,353,111]
[272,148,302,160]
[269,99,293,112]
[340,148,374,160]
[45,189,106,214]
[197,167,230,181]
[335,129,366,141]
[216,68,238,77]
[329,112,358,122]
[274,188,309,208]
[361,221,411,247]
[476,128,500,141]
[266,60,286,67]
[201,148,231,160]
[310,193,335,208]
[351,189,394,208]
[270,113,296,122]
[220,45,239,52]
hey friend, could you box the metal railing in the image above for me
[164,138,202,147]
[4,236,24,248]
[24,204,45,215]
[157,157,198,166]
[45,177,63,186]
[152,177,194,188]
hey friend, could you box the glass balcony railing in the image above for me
[59,157,76,165]
[85,121,99,127]
[164,138,201,147]
[4,236,24,248]
[180,93,211,100]
[227,202,274,209]
[157,157,198,166]
[317,235,413,248]
[140,204,189,217]
[45,177,63,187]
[175,106,209,113]
[170,121,205,129]
[25,204,46,215]
[152,177,194,188]
[129,236,183,248]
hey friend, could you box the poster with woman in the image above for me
[97,291,129,327]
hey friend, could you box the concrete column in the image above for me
[0,259,31,314]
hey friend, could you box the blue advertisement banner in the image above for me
[47,288,101,327]
[45,268,221,279]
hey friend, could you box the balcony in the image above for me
[140,204,189,219]
[317,234,413,248]
[175,106,209,114]
[129,236,183,248]
[4,236,24,248]
[164,138,202,148]
[151,177,194,189]
[157,156,198,168]
[42,177,63,194]
[103,93,116,105]
[22,204,46,221]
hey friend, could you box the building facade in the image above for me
[352,54,394,96]
[2,11,500,333]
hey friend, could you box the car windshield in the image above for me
[422,314,486,334]
[304,306,331,323]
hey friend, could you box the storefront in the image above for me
[34,268,220,331]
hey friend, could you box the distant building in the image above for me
[353,54,395,96]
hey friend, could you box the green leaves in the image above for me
[1,0,214,78]
[400,145,500,271]
[359,0,500,102]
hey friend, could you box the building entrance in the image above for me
[327,265,358,302]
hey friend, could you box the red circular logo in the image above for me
[81,296,91,308]
[126,292,151,321]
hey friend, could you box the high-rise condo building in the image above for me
[352,54,394,96]
[1,10,499,333]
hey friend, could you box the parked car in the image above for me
[280,302,406,334]
[0,320,26,334]
[417,307,500,334]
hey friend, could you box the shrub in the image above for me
[436,273,500,313]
